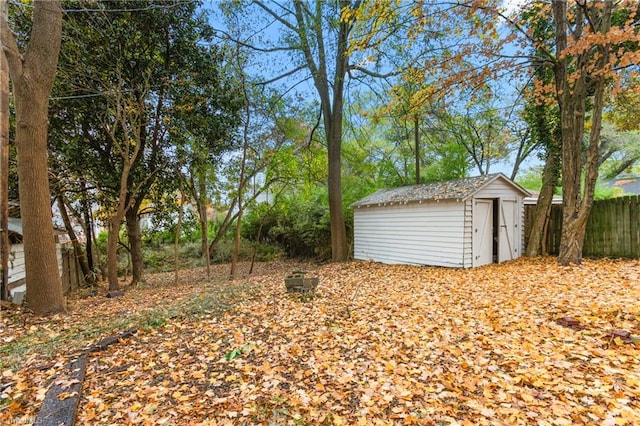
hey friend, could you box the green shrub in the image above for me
[242,195,331,260]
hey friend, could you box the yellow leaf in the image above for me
[333,414,345,425]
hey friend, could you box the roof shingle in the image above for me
[351,173,527,207]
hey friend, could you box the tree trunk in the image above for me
[325,1,350,262]
[174,182,184,286]
[0,2,9,301]
[197,176,210,278]
[125,203,143,285]
[414,116,420,184]
[106,213,125,292]
[525,146,560,257]
[290,0,350,262]
[107,161,134,291]
[81,182,95,273]
[327,120,348,262]
[231,77,251,280]
[208,197,238,257]
[1,0,65,315]
[57,195,94,284]
[553,0,611,265]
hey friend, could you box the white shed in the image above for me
[6,218,67,304]
[351,173,531,268]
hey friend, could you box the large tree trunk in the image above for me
[553,0,611,265]
[106,214,125,292]
[326,119,348,261]
[125,204,143,285]
[1,0,65,314]
[289,0,350,262]
[326,1,350,262]
[0,1,9,301]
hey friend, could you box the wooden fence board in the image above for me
[525,195,640,258]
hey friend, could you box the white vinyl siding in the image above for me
[352,174,529,268]
[354,200,467,267]
[474,179,520,199]
[8,244,25,286]
[462,200,473,267]
[8,243,65,301]
[520,198,526,254]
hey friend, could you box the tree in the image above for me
[523,93,561,257]
[0,0,9,301]
[222,0,394,261]
[51,0,241,289]
[1,0,65,314]
[360,0,640,265]
[552,0,611,264]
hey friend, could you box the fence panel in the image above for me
[525,195,640,258]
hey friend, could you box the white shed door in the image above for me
[498,199,518,262]
[473,200,493,266]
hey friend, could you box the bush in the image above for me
[242,196,332,260]
[141,241,207,273]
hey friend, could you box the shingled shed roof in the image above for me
[351,173,530,208]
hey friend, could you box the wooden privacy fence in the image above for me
[524,195,640,258]
[61,246,83,294]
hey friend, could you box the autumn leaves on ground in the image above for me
[1,259,639,425]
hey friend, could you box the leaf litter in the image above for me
[1,257,639,425]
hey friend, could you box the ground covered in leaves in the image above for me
[1,258,639,425]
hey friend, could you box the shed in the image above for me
[6,218,70,304]
[351,173,531,268]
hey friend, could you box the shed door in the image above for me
[498,199,518,262]
[473,199,493,266]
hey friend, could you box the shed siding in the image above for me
[354,200,466,267]
[462,199,473,267]
[8,243,66,301]
[520,199,526,254]
[8,244,25,285]
[475,179,518,199]
[475,179,526,258]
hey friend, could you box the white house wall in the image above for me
[354,200,467,267]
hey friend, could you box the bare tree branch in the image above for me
[254,0,297,32]
[257,64,307,85]
[348,65,399,79]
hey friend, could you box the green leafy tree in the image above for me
[50,0,242,290]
